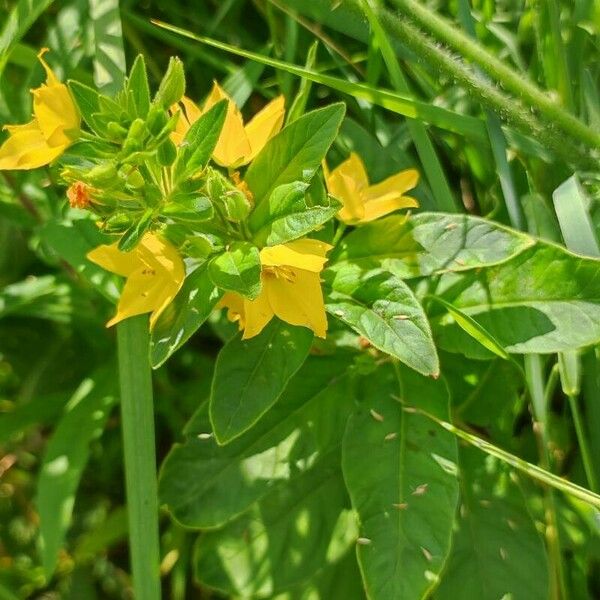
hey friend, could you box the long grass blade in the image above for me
[151,19,489,142]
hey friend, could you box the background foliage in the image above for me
[1,0,600,598]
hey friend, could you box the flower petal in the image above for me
[106,266,175,327]
[244,95,285,163]
[204,82,251,167]
[87,242,143,277]
[242,287,274,339]
[266,268,327,338]
[361,194,419,222]
[329,171,366,224]
[219,292,247,330]
[260,239,332,272]
[37,48,60,86]
[326,153,370,224]
[364,168,420,202]
[33,83,80,147]
[0,120,66,170]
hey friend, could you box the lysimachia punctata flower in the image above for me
[0,49,80,170]
[171,82,285,168]
[325,152,419,225]
[219,238,332,339]
[87,233,185,328]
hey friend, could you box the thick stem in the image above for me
[389,0,600,150]
[117,315,162,600]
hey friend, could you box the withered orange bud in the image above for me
[67,181,92,209]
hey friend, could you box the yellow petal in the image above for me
[0,120,66,170]
[327,152,369,191]
[244,95,285,163]
[326,153,370,224]
[33,83,80,147]
[219,292,247,330]
[137,234,186,282]
[242,287,274,339]
[360,194,419,223]
[87,233,185,328]
[37,48,60,86]
[204,82,251,167]
[260,239,332,273]
[106,265,177,328]
[266,268,327,338]
[364,169,419,202]
[329,171,365,224]
[87,241,143,277]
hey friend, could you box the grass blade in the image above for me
[151,19,489,141]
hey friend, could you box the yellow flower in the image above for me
[171,82,285,168]
[325,152,419,225]
[219,239,332,339]
[87,233,185,328]
[0,48,80,170]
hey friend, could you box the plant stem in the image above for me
[389,0,600,150]
[117,315,162,600]
[525,355,569,600]
[567,393,599,493]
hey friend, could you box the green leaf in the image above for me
[245,103,346,204]
[552,174,600,256]
[249,181,340,246]
[38,219,117,302]
[153,56,185,108]
[210,319,314,444]
[89,0,126,96]
[325,264,439,376]
[37,370,116,577]
[118,208,154,251]
[435,243,600,354]
[429,295,510,360]
[436,448,549,599]
[173,100,227,181]
[208,241,261,299]
[150,263,223,368]
[193,457,356,597]
[161,196,213,223]
[68,81,102,133]
[126,54,151,118]
[332,212,534,279]
[270,551,365,600]
[0,0,54,75]
[159,354,353,527]
[342,366,459,600]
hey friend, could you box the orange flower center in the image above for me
[67,181,92,209]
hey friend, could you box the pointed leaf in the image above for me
[325,264,439,376]
[210,319,313,444]
[245,103,346,204]
[342,366,459,600]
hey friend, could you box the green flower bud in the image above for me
[153,57,185,109]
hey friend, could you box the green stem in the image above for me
[117,316,162,600]
[567,394,599,493]
[374,6,592,170]
[525,355,569,600]
[389,0,600,150]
